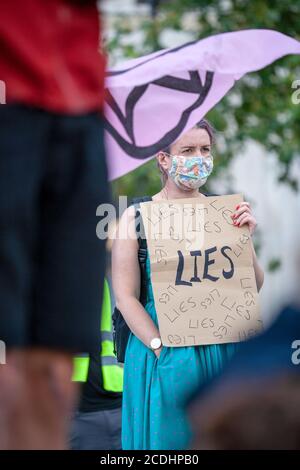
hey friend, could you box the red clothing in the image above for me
[0,0,106,114]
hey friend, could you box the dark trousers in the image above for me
[0,104,110,352]
[70,408,122,450]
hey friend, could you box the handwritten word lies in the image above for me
[175,245,234,286]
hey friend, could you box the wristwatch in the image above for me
[150,337,162,351]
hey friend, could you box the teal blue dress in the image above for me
[122,252,238,450]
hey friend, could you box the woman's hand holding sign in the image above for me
[231,202,257,236]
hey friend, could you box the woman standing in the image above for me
[112,120,264,450]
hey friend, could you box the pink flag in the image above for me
[105,29,300,181]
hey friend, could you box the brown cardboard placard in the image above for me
[139,194,263,347]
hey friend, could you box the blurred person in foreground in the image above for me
[0,0,109,449]
[189,301,300,449]
[71,274,123,450]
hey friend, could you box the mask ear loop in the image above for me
[162,152,173,159]
[156,152,171,187]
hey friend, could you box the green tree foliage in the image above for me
[107,0,300,199]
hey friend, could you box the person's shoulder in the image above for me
[118,195,152,230]
[118,205,136,224]
[113,206,138,249]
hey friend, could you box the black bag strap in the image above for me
[130,195,152,250]
[130,196,152,305]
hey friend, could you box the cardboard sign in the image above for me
[139,194,263,347]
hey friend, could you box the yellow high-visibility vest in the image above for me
[72,278,123,393]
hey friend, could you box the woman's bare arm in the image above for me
[112,205,161,349]
[250,239,264,292]
[251,240,265,292]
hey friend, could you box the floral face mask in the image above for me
[168,154,214,190]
